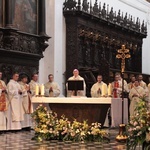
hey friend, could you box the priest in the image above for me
[91,75,108,97]
[19,74,32,129]
[0,72,7,132]
[44,74,60,97]
[66,69,86,97]
[111,74,122,98]
[29,73,39,97]
[128,75,136,91]
[137,74,147,89]
[7,72,24,130]
[129,80,146,117]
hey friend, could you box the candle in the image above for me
[35,84,39,96]
[40,84,45,96]
[102,84,107,96]
[108,83,112,96]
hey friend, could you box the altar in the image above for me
[32,97,128,127]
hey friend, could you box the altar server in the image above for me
[7,72,24,130]
[67,69,86,97]
[91,75,108,97]
[19,74,32,128]
[137,74,147,90]
[128,75,136,91]
[44,74,60,97]
[29,73,39,97]
[0,72,7,131]
[129,80,145,117]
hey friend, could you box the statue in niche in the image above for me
[109,7,114,22]
[82,0,89,12]
[135,17,140,31]
[141,21,147,33]
[123,13,128,26]
[101,3,106,18]
[116,10,121,24]
[93,0,99,15]
[63,0,77,11]
[129,15,133,28]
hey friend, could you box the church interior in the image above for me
[0,0,150,149]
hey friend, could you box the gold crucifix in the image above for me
[116,45,131,73]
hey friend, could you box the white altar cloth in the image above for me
[32,97,128,127]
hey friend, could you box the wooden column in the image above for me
[5,0,13,28]
[38,0,46,36]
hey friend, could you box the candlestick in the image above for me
[35,84,39,96]
[40,84,45,96]
[108,83,112,96]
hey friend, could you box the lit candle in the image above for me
[35,84,39,96]
[40,84,45,96]
[108,83,112,96]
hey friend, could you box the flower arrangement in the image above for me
[31,104,109,143]
[126,98,150,150]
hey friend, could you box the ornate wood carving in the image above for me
[0,0,50,82]
[63,0,147,96]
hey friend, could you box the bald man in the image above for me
[66,69,86,97]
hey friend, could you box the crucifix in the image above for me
[116,45,131,142]
[116,45,131,73]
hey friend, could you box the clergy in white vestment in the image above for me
[117,73,129,93]
[128,75,136,91]
[29,73,39,97]
[111,74,122,98]
[138,74,147,89]
[7,72,24,130]
[137,74,149,99]
[129,80,146,117]
[66,69,86,97]
[0,72,8,131]
[19,74,32,128]
[44,74,60,97]
[91,75,108,97]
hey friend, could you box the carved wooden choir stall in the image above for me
[63,0,148,97]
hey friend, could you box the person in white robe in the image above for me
[111,74,122,98]
[66,69,86,97]
[137,74,149,101]
[128,75,136,91]
[44,74,60,97]
[19,74,32,129]
[7,72,24,130]
[0,72,8,132]
[129,80,146,117]
[138,74,147,90]
[117,73,129,93]
[91,75,108,97]
[29,73,40,97]
[29,73,40,111]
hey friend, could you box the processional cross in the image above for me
[116,45,131,73]
[116,45,131,142]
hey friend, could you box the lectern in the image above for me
[67,80,83,96]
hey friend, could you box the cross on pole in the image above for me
[115,45,131,142]
[116,45,131,73]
